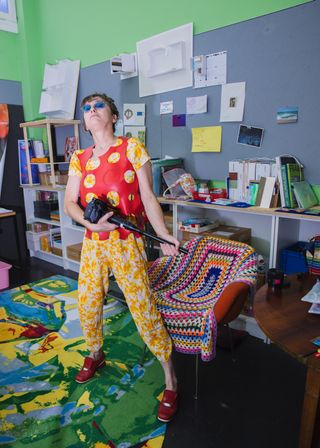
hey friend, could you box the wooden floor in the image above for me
[6,258,308,448]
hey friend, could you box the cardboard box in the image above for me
[178,220,219,234]
[51,247,63,257]
[209,225,251,243]
[163,211,173,232]
[181,225,251,245]
[67,243,83,262]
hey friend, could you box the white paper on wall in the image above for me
[39,59,80,119]
[137,23,193,97]
[123,103,145,126]
[124,126,146,145]
[194,51,227,88]
[220,82,246,122]
[160,101,173,114]
[186,95,207,114]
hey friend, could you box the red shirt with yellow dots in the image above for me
[68,137,150,240]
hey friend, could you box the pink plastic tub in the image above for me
[0,261,12,290]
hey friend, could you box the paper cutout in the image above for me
[160,101,173,115]
[124,126,146,145]
[123,103,145,126]
[172,114,186,127]
[186,95,207,114]
[220,82,245,122]
[194,51,227,88]
[191,126,222,152]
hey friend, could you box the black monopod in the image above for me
[84,198,188,255]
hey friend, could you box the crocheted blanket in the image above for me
[148,236,257,361]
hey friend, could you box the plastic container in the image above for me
[26,231,50,252]
[0,261,12,290]
[280,241,309,275]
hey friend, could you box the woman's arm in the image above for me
[64,175,118,233]
[136,161,180,256]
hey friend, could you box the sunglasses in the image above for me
[82,101,107,112]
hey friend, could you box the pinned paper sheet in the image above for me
[220,82,245,122]
[160,101,173,114]
[191,126,222,152]
[124,126,146,145]
[123,103,145,126]
[186,95,207,114]
[194,51,227,89]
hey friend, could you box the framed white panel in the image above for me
[39,59,80,120]
[0,0,18,33]
[137,23,193,97]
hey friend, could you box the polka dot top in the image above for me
[68,137,150,240]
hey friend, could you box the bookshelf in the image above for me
[19,118,80,188]
[22,185,84,271]
[158,197,320,269]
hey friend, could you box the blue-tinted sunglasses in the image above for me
[82,101,107,112]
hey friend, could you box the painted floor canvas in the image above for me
[0,275,166,447]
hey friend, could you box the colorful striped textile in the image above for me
[148,236,257,361]
[306,235,320,276]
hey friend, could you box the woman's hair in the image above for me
[81,93,119,132]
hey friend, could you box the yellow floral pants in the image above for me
[78,231,172,362]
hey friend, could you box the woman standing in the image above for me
[64,93,179,422]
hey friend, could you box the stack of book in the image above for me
[291,180,319,210]
[18,139,50,185]
[275,156,304,208]
[228,158,277,204]
[50,228,62,256]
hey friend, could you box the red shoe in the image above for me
[157,389,178,422]
[75,353,105,383]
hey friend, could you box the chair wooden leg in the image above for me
[194,354,199,400]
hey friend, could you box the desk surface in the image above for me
[254,275,319,361]
[0,211,16,218]
[158,197,320,221]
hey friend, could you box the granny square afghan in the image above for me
[148,236,257,361]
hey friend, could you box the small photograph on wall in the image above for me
[277,107,298,124]
[237,125,264,148]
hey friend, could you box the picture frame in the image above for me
[237,124,264,148]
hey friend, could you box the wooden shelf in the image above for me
[20,184,65,191]
[20,118,80,128]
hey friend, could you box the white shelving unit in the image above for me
[20,118,83,271]
[22,185,84,271]
[19,118,80,188]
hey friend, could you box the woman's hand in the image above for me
[86,211,118,233]
[157,232,181,256]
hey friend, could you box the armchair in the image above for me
[148,235,257,373]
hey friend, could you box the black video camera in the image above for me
[83,197,188,255]
[83,198,109,223]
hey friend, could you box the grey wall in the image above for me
[0,80,23,105]
[72,0,320,184]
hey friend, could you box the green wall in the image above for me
[34,0,312,68]
[1,0,313,119]
[0,31,20,81]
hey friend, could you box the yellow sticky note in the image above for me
[191,126,222,152]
